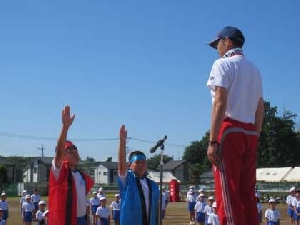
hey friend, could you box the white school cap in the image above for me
[1,193,6,196]
[290,186,296,192]
[268,198,276,203]
[212,202,217,208]
[39,200,46,205]
[25,195,31,199]
[199,193,205,197]
[99,187,103,191]
[198,189,204,192]
[93,191,97,194]
[100,197,106,201]
[208,196,214,200]
[23,190,27,193]
[115,194,120,198]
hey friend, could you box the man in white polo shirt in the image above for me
[206,26,264,225]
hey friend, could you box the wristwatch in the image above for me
[208,140,219,146]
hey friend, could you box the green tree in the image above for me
[182,132,211,184]
[257,102,300,167]
[0,165,8,193]
[86,157,96,162]
[106,157,112,162]
[147,154,173,171]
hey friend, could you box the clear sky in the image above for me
[0,0,299,161]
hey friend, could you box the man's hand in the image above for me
[207,144,220,168]
[62,105,75,129]
[120,125,127,144]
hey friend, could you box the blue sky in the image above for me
[0,0,299,161]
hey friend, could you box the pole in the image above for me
[158,144,165,225]
[38,145,45,158]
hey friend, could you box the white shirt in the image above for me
[286,195,296,206]
[0,201,8,210]
[110,201,121,211]
[204,205,213,215]
[31,194,41,203]
[265,209,280,222]
[22,201,35,212]
[186,194,196,203]
[195,201,206,212]
[97,193,106,199]
[36,210,45,224]
[90,197,100,206]
[292,199,300,208]
[161,192,168,210]
[207,51,263,124]
[96,206,110,218]
[51,160,87,217]
[257,202,262,212]
[207,212,220,225]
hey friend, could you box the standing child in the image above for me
[35,200,46,225]
[287,187,296,225]
[110,194,120,225]
[48,105,94,225]
[207,202,220,225]
[31,189,41,218]
[293,190,300,225]
[96,197,110,225]
[257,194,263,224]
[90,191,100,225]
[204,196,214,224]
[186,189,196,225]
[194,193,207,225]
[265,198,281,225]
[118,125,159,225]
[0,193,8,223]
[161,186,169,219]
[22,195,35,225]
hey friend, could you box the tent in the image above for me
[256,167,292,182]
[283,167,300,182]
[147,171,178,183]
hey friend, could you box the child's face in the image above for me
[39,204,46,211]
[208,200,213,206]
[130,160,147,178]
[101,200,106,207]
[1,196,6,201]
[269,202,276,210]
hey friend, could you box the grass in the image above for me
[5,196,292,225]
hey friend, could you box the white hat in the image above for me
[93,191,97,194]
[115,194,120,198]
[189,186,194,189]
[189,189,194,192]
[290,187,296,192]
[25,195,31,199]
[212,202,217,208]
[39,200,46,205]
[268,198,276,203]
[199,193,205,197]
[100,197,106,201]
[1,193,6,196]
[23,190,27,193]
[99,187,103,191]
[198,189,204,192]
[208,196,214,200]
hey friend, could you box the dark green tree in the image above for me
[182,132,211,184]
[0,165,8,193]
[147,154,173,171]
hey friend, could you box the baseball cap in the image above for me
[23,190,27,193]
[115,194,120,198]
[25,195,31,199]
[93,191,97,194]
[1,193,6,196]
[199,193,205,197]
[208,26,245,49]
[100,197,106,201]
[39,200,46,205]
[212,202,217,208]
[99,187,103,191]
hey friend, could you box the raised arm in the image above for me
[54,105,75,168]
[118,125,127,176]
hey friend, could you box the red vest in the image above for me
[48,161,94,225]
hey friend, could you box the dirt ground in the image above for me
[5,197,292,225]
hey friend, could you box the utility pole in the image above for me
[38,145,45,158]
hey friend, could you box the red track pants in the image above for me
[214,118,259,225]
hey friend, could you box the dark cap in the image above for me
[208,26,245,49]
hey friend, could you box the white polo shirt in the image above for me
[207,53,263,124]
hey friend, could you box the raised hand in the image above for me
[61,105,75,129]
[120,125,127,144]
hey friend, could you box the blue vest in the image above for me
[118,170,159,225]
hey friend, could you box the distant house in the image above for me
[23,157,52,183]
[163,160,189,183]
[94,162,118,185]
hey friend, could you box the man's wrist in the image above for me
[208,140,219,146]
